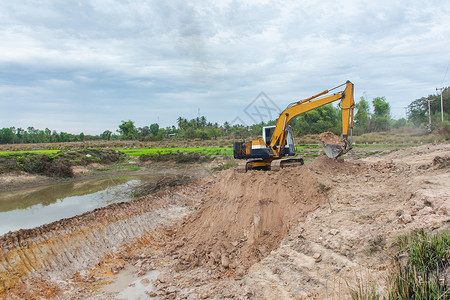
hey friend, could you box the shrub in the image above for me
[22,155,48,174]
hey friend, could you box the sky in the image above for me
[0,0,449,135]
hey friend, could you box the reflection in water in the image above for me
[0,175,160,235]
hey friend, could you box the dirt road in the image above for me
[1,144,449,299]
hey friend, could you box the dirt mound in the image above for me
[318,131,341,145]
[307,155,366,175]
[169,165,333,275]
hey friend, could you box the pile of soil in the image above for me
[318,131,342,145]
[169,164,329,275]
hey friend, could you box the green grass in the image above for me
[0,149,61,156]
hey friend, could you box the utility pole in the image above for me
[404,107,408,122]
[436,87,445,122]
[426,98,434,125]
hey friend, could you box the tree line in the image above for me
[407,90,450,128]
[1,88,448,144]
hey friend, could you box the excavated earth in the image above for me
[1,144,450,299]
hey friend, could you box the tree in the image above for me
[392,118,407,128]
[149,123,159,136]
[371,97,391,132]
[408,89,449,127]
[137,126,151,140]
[354,97,370,133]
[117,120,137,140]
[408,97,428,126]
[372,96,390,118]
[177,117,188,130]
[0,127,15,144]
[101,130,112,140]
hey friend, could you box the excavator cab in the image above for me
[233,125,295,160]
[263,126,295,156]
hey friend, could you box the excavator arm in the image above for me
[269,81,354,158]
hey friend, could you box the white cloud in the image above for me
[0,0,449,133]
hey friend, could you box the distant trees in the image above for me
[407,89,449,128]
[0,126,102,144]
[353,96,392,134]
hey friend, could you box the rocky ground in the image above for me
[1,143,449,299]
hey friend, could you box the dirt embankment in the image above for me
[1,144,449,299]
[0,180,212,299]
[169,166,325,274]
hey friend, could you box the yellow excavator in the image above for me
[233,80,355,172]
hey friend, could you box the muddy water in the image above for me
[0,174,161,235]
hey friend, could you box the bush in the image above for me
[138,152,211,164]
[437,121,450,140]
[45,160,73,177]
[22,155,48,174]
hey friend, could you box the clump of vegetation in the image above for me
[368,235,387,254]
[347,278,382,300]
[21,155,73,177]
[388,229,449,299]
[437,121,450,140]
[433,156,450,169]
[139,152,212,164]
[131,174,193,198]
[213,160,237,171]
[0,149,125,177]
[349,229,450,299]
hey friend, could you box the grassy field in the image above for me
[0,127,444,153]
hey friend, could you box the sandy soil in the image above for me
[1,144,449,299]
[318,131,342,145]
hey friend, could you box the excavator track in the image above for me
[270,158,304,171]
[236,158,304,172]
[236,160,249,173]
[236,159,271,172]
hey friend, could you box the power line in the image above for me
[443,60,450,85]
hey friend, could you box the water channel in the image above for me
[0,174,162,236]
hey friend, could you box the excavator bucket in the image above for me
[318,132,347,159]
[322,143,344,159]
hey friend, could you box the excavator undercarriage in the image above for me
[236,157,304,173]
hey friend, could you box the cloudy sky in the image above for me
[1,0,449,134]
